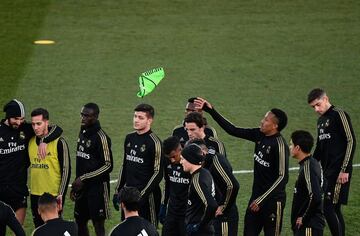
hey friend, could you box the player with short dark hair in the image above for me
[195,97,289,236]
[0,99,62,226]
[71,102,113,236]
[114,103,163,227]
[188,138,239,236]
[29,108,71,228]
[0,201,25,236]
[308,88,356,236]
[31,193,78,236]
[184,112,226,156]
[160,136,190,236]
[173,97,218,147]
[290,130,325,236]
[109,187,159,236]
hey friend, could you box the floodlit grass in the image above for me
[1,0,359,235]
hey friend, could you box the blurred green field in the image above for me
[1,0,359,235]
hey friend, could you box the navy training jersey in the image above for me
[116,130,163,198]
[76,121,113,185]
[313,105,356,178]
[206,108,289,205]
[291,156,325,231]
[163,159,191,217]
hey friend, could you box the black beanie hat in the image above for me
[181,144,204,165]
[271,108,287,132]
[3,99,25,119]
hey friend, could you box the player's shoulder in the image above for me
[173,124,183,131]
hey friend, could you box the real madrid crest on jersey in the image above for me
[140,144,146,152]
[86,140,91,148]
[19,131,25,140]
[325,119,330,127]
[266,146,271,154]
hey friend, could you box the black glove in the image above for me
[186,223,200,235]
[158,204,167,224]
[113,193,120,211]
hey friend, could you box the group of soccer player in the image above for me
[0,87,356,236]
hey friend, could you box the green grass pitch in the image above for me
[1,0,359,235]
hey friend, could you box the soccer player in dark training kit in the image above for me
[29,108,71,228]
[0,201,25,236]
[109,187,159,236]
[195,97,289,236]
[308,88,356,236]
[172,97,218,147]
[180,144,218,236]
[189,138,239,236]
[184,112,226,157]
[114,104,163,227]
[160,136,191,236]
[71,103,113,236]
[0,99,62,226]
[290,130,325,236]
[31,193,78,236]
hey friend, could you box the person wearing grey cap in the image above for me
[180,144,218,236]
[0,99,62,226]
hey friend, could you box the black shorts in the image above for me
[74,181,110,221]
[0,184,28,211]
[162,215,186,236]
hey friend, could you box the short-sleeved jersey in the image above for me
[109,216,159,236]
[163,159,191,217]
[291,156,325,231]
[31,218,78,236]
[76,121,113,185]
[116,130,163,198]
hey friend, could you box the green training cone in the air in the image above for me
[137,67,165,98]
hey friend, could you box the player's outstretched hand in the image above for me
[113,193,120,211]
[194,97,213,111]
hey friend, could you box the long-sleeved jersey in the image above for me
[163,159,191,218]
[109,216,159,236]
[31,218,78,236]
[204,135,227,157]
[29,137,71,197]
[172,121,218,147]
[116,130,163,199]
[206,108,289,205]
[0,120,62,194]
[0,201,25,236]
[291,155,325,231]
[203,152,239,215]
[313,106,356,178]
[76,121,113,185]
[186,168,218,229]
